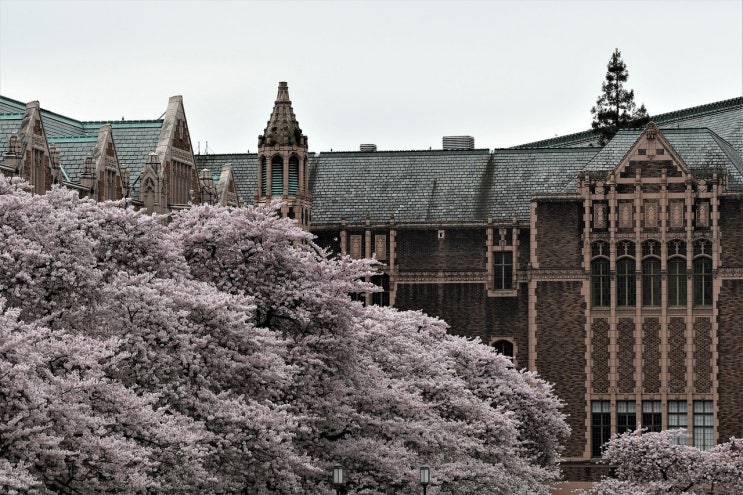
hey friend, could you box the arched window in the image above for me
[288,155,299,196]
[271,155,283,196]
[693,240,712,306]
[639,240,660,307]
[492,340,514,360]
[591,242,610,308]
[260,156,267,196]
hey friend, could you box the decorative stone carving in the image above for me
[374,234,387,261]
[697,201,710,227]
[350,235,362,259]
[670,201,684,228]
[618,202,633,229]
[594,203,607,229]
[645,201,659,228]
[396,271,485,283]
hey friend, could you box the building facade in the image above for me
[2,84,742,480]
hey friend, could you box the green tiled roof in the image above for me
[0,96,25,114]
[47,137,98,184]
[0,116,23,157]
[194,153,258,204]
[108,124,163,194]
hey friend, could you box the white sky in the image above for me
[0,0,741,153]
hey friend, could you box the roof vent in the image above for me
[443,135,474,150]
[360,144,377,152]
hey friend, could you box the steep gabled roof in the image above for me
[102,122,163,195]
[576,127,743,191]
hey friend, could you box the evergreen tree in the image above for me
[591,49,649,145]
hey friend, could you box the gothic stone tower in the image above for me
[257,82,311,226]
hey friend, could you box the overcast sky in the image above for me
[0,0,740,153]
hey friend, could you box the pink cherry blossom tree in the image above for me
[585,429,743,494]
[0,177,569,493]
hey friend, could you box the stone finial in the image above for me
[644,121,658,140]
[276,82,290,103]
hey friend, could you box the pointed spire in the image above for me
[259,82,307,148]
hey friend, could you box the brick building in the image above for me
[2,84,742,479]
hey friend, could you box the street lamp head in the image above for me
[419,466,430,486]
[332,465,344,486]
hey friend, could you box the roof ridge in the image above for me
[653,96,743,123]
[708,132,743,177]
[48,136,98,142]
[514,96,742,149]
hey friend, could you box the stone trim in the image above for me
[530,269,586,281]
[396,271,485,283]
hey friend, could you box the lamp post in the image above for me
[332,465,344,494]
[419,466,430,495]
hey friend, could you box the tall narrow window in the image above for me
[668,258,687,307]
[668,401,688,445]
[493,251,513,290]
[617,258,636,307]
[693,401,713,450]
[288,156,299,195]
[693,257,712,306]
[271,156,283,196]
[642,400,662,432]
[617,401,636,435]
[591,401,611,457]
[642,258,661,306]
[592,258,610,308]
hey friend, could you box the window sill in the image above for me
[488,289,518,298]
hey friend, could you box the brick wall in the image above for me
[617,318,635,393]
[668,317,686,394]
[397,229,486,271]
[717,280,743,441]
[719,198,743,266]
[535,281,586,457]
[642,318,661,393]
[535,201,583,268]
[591,319,609,394]
[693,318,712,394]
[395,283,529,360]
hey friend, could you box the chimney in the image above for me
[360,144,377,152]
[442,135,475,150]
